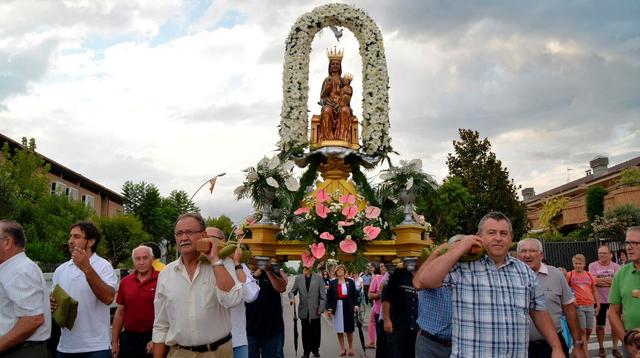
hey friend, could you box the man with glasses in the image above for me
[517,238,585,358]
[152,213,242,358]
[51,221,118,357]
[589,245,621,357]
[609,226,640,357]
[0,220,51,357]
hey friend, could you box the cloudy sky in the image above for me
[1,0,639,223]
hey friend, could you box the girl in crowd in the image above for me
[326,264,358,356]
[616,249,628,265]
[567,254,600,358]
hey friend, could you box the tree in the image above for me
[586,186,606,223]
[205,215,234,238]
[95,213,150,268]
[446,129,528,239]
[417,177,471,242]
[121,181,168,241]
[0,137,92,264]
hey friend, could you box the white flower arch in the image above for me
[278,3,392,157]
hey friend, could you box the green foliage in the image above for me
[586,186,606,222]
[619,167,640,186]
[95,213,150,268]
[539,196,569,233]
[122,181,171,241]
[446,129,528,239]
[592,204,640,239]
[416,177,471,242]
[205,215,234,238]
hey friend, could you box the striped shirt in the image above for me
[416,287,452,341]
[443,255,546,358]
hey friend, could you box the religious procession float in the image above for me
[231,4,438,272]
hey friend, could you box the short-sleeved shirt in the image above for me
[362,273,372,286]
[608,263,640,330]
[416,287,452,341]
[381,269,418,331]
[245,271,284,337]
[443,255,546,358]
[529,264,575,341]
[116,270,159,332]
[589,261,620,304]
[567,270,596,306]
[53,253,117,353]
[0,252,51,342]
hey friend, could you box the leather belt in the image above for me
[419,329,451,347]
[177,334,231,353]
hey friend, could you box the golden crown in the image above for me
[343,73,353,82]
[327,46,344,61]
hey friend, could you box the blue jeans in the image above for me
[233,344,249,358]
[57,350,111,358]
[415,333,451,358]
[247,332,284,358]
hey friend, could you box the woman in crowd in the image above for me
[567,254,600,358]
[616,249,628,265]
[325,264,358,356]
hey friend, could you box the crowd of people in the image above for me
[1,211,639,358]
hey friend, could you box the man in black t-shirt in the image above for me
[381,265,418,358]
[245,263,287,358]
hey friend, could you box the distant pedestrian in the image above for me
[567,253,600,358]
[112,245,158,358]
[326,264,358,357]
[616,249,628,265]
[589,245,621,357]
[361,267,372,305]
[289,265,326,358]
[382,261,418,358]
[0,220,51,358]
[609,226,640,357]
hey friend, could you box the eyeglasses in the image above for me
[625,241,640,247]
[174,230,203,238]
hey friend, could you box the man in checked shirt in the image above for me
[417,211,565,358]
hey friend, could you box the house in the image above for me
[523,155,640,231]
[1,133,123,216]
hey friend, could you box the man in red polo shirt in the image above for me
[112,245,159,357]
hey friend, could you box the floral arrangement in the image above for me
[378,159,438,196]
[278,3,392,158]
[284,188,383,267]
[233,155,299,212]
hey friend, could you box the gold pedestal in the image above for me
[392,223,429,258]
[244,223,280,258]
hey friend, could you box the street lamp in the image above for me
[189,173,226,202]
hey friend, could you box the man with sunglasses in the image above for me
[609,226,640,357]
[51,221,118,357]
[152,213,242,358]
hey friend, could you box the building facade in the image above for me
[1,133,123,216]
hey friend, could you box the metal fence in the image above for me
[541,237,626,270]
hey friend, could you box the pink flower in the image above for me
[294,207,310,215]
[342,205,357,220]
[365,206,381,219]
[301,250,316,268]
[315,189,331,203]
[363,225,381,240]
[338,221,354,227]
[310,242,326,259]
[339,193,356,205]
[315,203,329,218]
[339,237,357,253]
[319,232,335,241]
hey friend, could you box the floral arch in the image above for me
[277,3,392,158]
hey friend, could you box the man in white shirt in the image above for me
[51,221,117,357]
[0,220,51,358]
[153,213,243,358]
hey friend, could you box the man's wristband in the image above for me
[234,264,243,270]
[573,340,584,346]
[212,259,224,267]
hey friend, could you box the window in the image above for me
[66,187,79,201]
[51,181,67,195]
[82,194,95,208]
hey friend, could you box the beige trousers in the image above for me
[167,341,233,358]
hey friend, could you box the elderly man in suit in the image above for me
[289,265,326,358]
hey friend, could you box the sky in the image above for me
[1,0,639,224]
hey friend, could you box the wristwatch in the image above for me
[573,340,584,346]
[234,264,243,270]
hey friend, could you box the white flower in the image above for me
[266,177,279,188]
[284,176,300,191]
[233,185,245,196]
[247,172,259,182]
